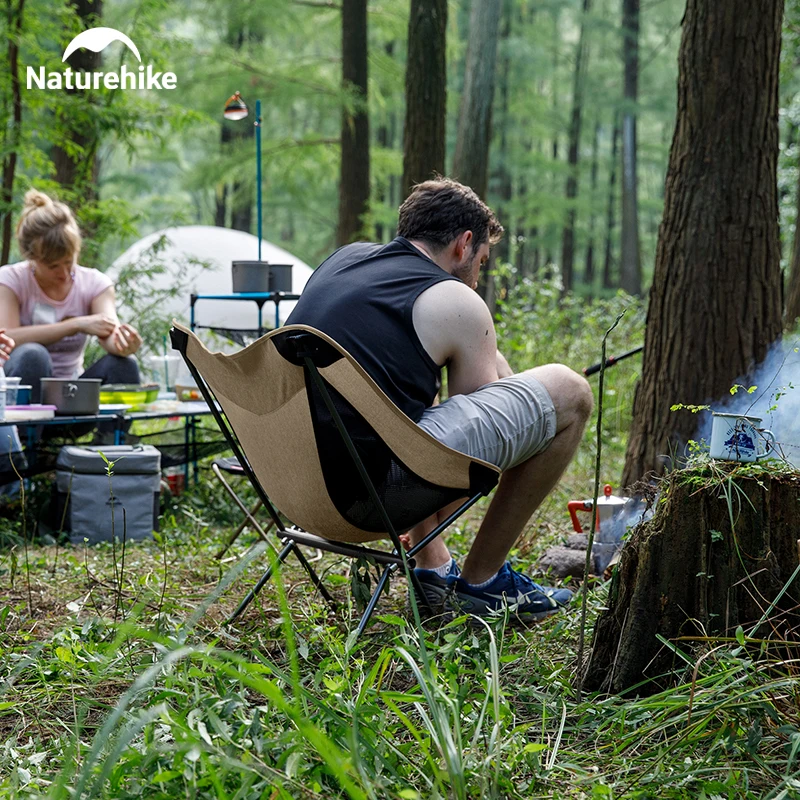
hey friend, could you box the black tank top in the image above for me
[285,236,459,422]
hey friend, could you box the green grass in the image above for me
[0,286,798,798]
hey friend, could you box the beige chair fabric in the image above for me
[174,321,500,544]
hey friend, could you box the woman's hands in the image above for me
[78,314,117,338]
[112,323,142,357]
[76,315,141,356]
[0,329,15,364]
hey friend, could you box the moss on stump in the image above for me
[582,465,800,694]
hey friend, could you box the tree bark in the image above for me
[583,469,800,695]
[215,23,263,233]
[584,118,601,289]
[452,0,501,200]
[216,122,255,233]
[1,0,25,266]
[401,0,447,199]
[784,163,800,328]
[622,0,784,487]
[453,0,501,306]
[52,0,102,200]
[619,0,642,296]
[336,0,370,246]
[602,117,621,290]
[560,0,592,294]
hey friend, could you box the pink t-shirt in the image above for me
[0,261,113,378]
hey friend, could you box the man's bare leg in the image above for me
[406,364,591,575]
[459,364,593,584]
[403,499,463,569]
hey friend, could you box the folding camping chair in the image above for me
[170,321,501,635]
[212,456,271,559]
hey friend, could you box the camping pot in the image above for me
[568,484,630,533]
[231,261,293,293]
[41,378,102,416]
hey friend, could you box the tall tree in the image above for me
[336,0,369,246]
[584,118,601,288]
[401,0,447,199]
[493,0,513,269]
[623,0,784,486]
[452,0,501,199]
[785,167,800,328]
[453,0,501,306]
[52,0,102,199]
[215,22,260,234]
[0,0,25,266]
[619,0,642,295]
[602,117,621,289]
[560,0,592,293]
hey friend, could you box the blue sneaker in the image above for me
[412,559,460,615]
[450,562,572,621]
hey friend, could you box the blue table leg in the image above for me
[183,418,189,485]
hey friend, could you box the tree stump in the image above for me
[582,466,800,695]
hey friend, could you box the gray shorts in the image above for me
[416,373,558,471]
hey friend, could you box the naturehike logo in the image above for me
[27,27,176,91]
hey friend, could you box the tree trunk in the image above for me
[602,117,621,290]
[584,118,601,289]
[401,0,447,199]
[545,10,561,270]
[784,163,800,328]
[622,0,784,487]
[0,0,24,267]
[492,0,513,306]
[452,0,501,199]
[336,0,370,246]
[619,0,642,296]
[52,0,102,200]
[453,0,501,306]
[376,41,396,242]
[560,0,592,294]
[583,469,800,695]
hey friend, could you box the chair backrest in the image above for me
[172,322,499,544]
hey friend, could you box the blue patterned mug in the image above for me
[709,412,775,462]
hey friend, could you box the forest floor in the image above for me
[0,291,798,798]
[0,443,798,799]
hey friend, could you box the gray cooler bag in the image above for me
[56,445,161,544]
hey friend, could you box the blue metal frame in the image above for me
[190,292,302,336]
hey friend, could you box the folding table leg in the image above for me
[226,540,294,625]
[355,565,393,637]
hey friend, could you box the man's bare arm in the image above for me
[496,350,513,378]
[413,280,499,397]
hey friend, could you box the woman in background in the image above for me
[0,189,142,402]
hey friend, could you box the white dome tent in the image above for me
[110,225,315,336]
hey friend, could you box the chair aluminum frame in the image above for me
[171,325,490,636]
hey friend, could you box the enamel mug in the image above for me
[709,412,775,462]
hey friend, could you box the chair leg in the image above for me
[215,500,270,560]
[291,545,338,612]
[226,540,294,625]
[355,565,393,638]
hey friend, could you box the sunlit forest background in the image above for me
[9,0,796,288]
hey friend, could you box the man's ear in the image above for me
[453,230,473,261]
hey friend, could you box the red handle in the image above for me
[568,500,594,533]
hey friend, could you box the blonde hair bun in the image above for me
[22,189,53,212]
[15,188,82,266]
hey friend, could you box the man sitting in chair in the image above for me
[286,178,593,620]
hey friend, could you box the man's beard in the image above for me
[452,251,479,286]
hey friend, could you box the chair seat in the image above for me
[213,455,245,475]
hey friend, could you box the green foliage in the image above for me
[83,233,212,371]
